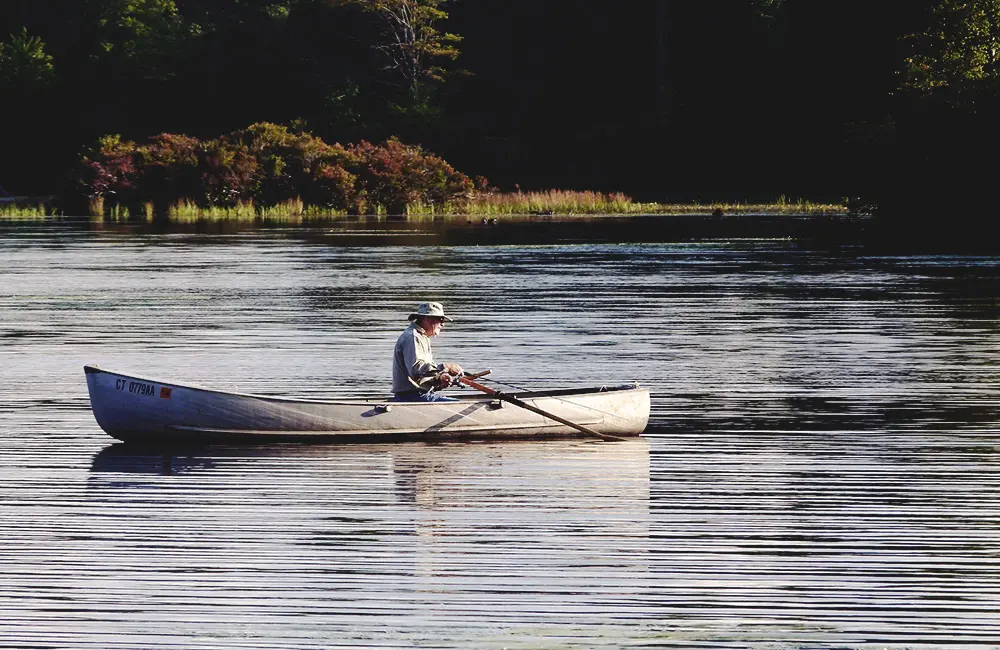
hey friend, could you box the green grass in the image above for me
[0,202,59,219]
[0,190,849,222]
[419,190,846,217]
[167,197,348,222]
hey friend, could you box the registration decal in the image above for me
[114,378,156,397]
[160,386,172,399]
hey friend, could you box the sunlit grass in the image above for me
[1,190,849,222]
[166,197,349,223]
[443,189,637,216]
[0,202,59,219]
[411,190,846,217]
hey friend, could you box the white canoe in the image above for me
[84,365,650,443]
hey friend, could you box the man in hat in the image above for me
[392,302,464,401]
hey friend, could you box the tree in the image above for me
[901,0,1000,109]
[876,0,1000,244]
[0,27,56,93]
[95,0,197,81]
[336,0,461,100]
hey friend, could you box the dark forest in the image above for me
[1,1,996,241]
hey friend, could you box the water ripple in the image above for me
[1,226,999,647]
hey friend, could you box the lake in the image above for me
[1,218,998,648]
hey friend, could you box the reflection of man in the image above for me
[392,302,463,402]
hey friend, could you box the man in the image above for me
[392,302,464,401]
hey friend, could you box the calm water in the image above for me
[2,220,999,648]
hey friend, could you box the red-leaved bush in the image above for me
[73,123,478,217]
[347,137,473,214]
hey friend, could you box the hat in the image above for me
[408,302,453,322]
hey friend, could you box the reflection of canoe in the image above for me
[84,365,650,443]
[88,440,651,542]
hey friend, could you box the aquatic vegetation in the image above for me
[0,202,56,219]
[0,192,848,222]
[410,189,845,217]
[164,197,345,223]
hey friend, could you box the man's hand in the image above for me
[441,362,463,376]
[438,373,455,389]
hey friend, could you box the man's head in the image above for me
[408,302,452,337]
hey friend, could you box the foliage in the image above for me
[95,0,197,80]
[74,124,475,217]
[432,190,845,217]
[1,1,976,234]
[77,135,140,205]
[346,136,473,213]
[0,202,57,219]
[901,0,1000,108]
[336,0,461,98]
[0,27,56,92]
[134,133,202,208]
[230,122,358,209]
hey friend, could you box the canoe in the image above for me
[84,365,650,443]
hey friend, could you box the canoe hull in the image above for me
[84,365,650,443]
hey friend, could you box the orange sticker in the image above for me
[160,386,172,399]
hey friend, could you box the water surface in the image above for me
[1,221,999,648]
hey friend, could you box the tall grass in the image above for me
[421,189,846,217]
[0,202,58,219]
[1,190,848,222]
[449,189,636,216]
[167,197,346,222]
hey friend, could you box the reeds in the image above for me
[455,189,636,216]
[0,202,58,219]
[1,190,848,222]
[167,197,346,223]
[630,194,844,216]
[416,190,845,217]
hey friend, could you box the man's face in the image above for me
[420,317,445,337]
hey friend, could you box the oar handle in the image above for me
[410,368,491,391]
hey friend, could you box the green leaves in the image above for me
[901,0,1000,108]
[341,0,462,98]
[95,0,198,79]
[0,27,56,92]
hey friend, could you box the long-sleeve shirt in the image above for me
[392,323,442,393]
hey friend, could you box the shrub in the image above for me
[135,133,201,211]
[199,139,260,206]
[347,137,473,214]
[72,123,476,217]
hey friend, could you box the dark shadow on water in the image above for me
[3,213,869,248]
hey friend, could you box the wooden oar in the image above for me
[458,375,627,442]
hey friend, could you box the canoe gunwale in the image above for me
[84,364,641,405]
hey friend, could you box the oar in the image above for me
[458,375,627,442]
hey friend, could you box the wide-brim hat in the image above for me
[408,301,453,322]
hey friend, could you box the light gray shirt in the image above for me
[393,323,442,393]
